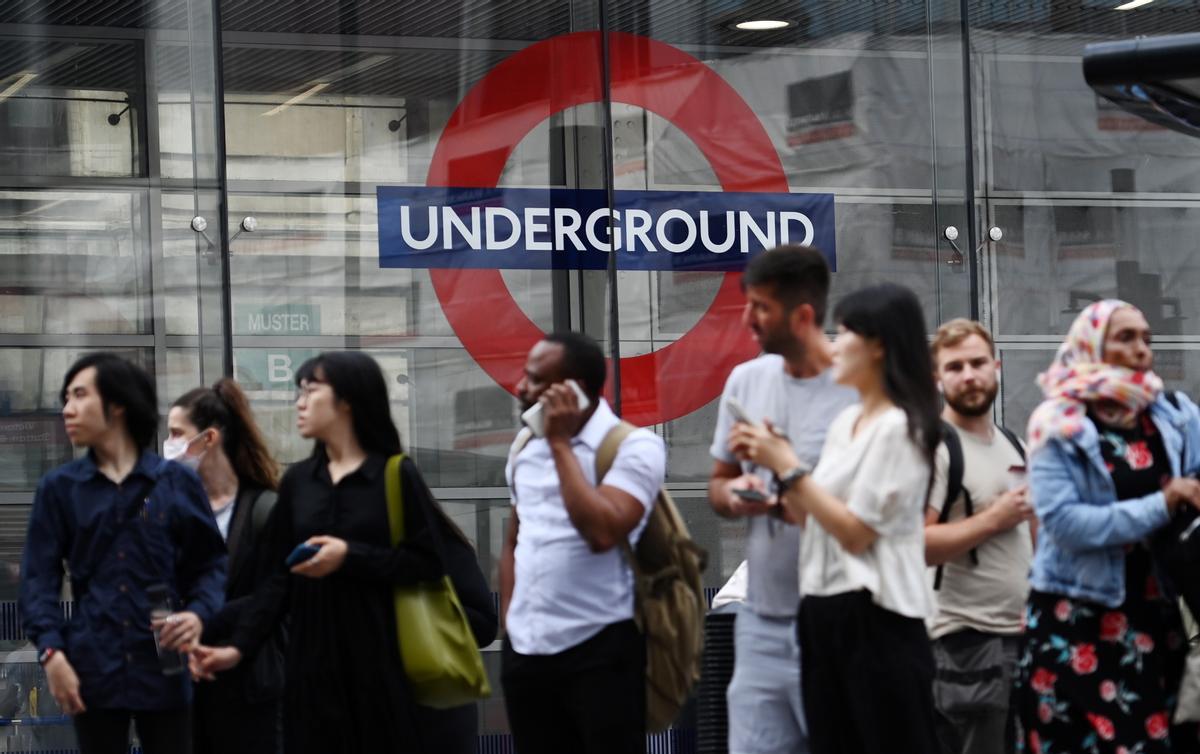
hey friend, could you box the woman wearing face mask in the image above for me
[1012,300,1200,753]
[190,351,494,754]
[729,284,942,754]
[166,379,285,754]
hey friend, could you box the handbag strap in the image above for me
[385,454,407,547]
[384,454,450,567]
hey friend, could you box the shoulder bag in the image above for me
[384,454,490,709]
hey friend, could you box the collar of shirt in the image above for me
[308,449,388,485]
[572,398,619,450]
[63,449,164,483]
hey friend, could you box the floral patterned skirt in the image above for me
[1014,590,1199,754]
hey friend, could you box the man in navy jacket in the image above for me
[19,353,226,754]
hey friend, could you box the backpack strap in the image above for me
[596,422,637,482]
[595,422,646,588]
[938,420,966,524]
[506,427,535,503]
[934,422,972,592]
[251,489,278,538]
[997,426,1026,463]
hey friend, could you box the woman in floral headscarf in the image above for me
[1014,300,1200,754]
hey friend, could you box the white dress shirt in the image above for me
[505,398,666,656]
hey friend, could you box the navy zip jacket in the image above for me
[19,450,227,710]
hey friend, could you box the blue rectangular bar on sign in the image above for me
[377,186,835,272]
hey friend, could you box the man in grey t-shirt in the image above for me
[925,320,1035,754]
[708,245,856,754]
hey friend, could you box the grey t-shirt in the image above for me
[710,354,858,618]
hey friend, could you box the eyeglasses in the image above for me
[295,382,328,402]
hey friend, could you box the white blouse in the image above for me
[800,405,933,619]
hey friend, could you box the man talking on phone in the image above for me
[925,319,1034,754]
[708,245,856,754]
[499,332,666,754]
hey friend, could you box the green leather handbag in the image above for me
[384,455,491,708]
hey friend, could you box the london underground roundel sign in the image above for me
[424,31,791,427]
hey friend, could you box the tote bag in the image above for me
[385,455,490,708]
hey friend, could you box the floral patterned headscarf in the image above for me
[1026,299,1162,455]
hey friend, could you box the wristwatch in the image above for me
[38,647,57,666]
[775,464,811,492]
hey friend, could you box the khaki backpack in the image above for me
[596,421,708,733]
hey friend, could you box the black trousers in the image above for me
[798,591,939,754]
[74,707,191,754]
[502,620,645,754]
[192,682,282,754]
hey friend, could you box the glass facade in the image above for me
[2,0,1200,747]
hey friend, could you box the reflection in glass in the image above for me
[992,203,1200,339]
[0,38,142,178]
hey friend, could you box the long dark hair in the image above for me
[295,352,402,457]
[173,378,279,491]
[296,352,472,546]
[62,353,159,450]
[833,284,940,481]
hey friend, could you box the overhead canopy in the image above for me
[1084,33,1200,138]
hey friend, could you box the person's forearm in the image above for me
[708,476,736,518]
[550,439,631,552]
[499,549,514,631]
[781,479,877,554]
[925,513,1001,565]
[499,512,518,631]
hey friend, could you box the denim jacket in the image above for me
[1028,392,1200,608]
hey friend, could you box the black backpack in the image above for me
[933,420,1026,591]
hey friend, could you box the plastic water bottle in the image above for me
[147,583,185,676]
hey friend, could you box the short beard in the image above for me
[945,383,998,418]
[760,329,805,362]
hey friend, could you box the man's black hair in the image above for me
[61,353,159,450]
[741,244,832,324]
[542,331,607,400]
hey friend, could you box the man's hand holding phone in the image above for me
[720,474,776,517]
[531,379,591,442]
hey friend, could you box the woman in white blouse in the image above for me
[731,283,941,754]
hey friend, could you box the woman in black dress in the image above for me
[192,351,456,753]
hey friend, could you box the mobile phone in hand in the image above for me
[521,379,591,437]
[1006,465,1028,491]
[725,396,757,426]
[285,542,321,567]
[732,487,769,503]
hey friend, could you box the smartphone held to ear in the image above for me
[522,379,591,437]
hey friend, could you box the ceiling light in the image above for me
[261,82,331,117]
[0,72,37,102]
[733,19,794,31]
[1114,0,1154,9]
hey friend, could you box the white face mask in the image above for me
[163,432,205,470]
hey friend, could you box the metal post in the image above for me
[959,0,980,320]
[210,0,234,377]
[597,14,622,416]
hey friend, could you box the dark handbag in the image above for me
[1151,391,1200,618]
[1153,507,1200,618]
